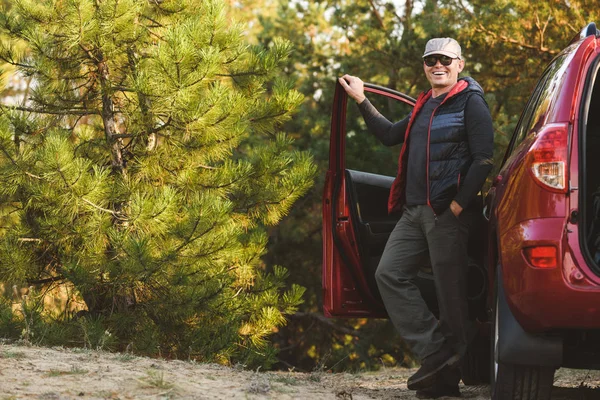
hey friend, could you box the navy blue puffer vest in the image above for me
[388,77,485,215]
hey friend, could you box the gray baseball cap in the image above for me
[423,38,462,59]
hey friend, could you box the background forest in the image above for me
[0,0,597,373]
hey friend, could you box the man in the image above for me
[339,38,494,398]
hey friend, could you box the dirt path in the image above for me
[1,343,599,399]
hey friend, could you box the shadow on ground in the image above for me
[350,384,600,400]
[552,385,600,399]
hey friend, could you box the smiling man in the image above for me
[339,38,494,398]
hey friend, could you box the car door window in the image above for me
[506,52,572,159]
[345,90,413,176]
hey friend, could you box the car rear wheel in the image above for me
[490,269,555,400]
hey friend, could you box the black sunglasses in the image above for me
[423,55,458,67]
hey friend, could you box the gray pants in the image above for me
[375,205,473,361]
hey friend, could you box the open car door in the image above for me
[322,81,415,318]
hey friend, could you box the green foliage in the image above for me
[0,295,23,338]
[0,0,315,367]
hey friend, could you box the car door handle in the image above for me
[483,204,491,221]
[483,186,496,221]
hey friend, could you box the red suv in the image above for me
[323,23,600,400]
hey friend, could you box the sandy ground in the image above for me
[1,343,600,399]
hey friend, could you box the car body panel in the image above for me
[487,34,600,333]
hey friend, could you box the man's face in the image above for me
[423,54,465,92]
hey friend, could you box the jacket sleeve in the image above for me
[357,98,410,146]
[453,94,495,209]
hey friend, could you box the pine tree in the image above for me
[0,0,315,367]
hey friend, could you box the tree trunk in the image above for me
[127,49,157,152]
[90,50,133,316]
[96,54,126,174]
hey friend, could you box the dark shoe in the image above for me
[415,382,461,399]
[407,347,460,390]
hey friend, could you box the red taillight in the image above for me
[528,123,569,192]
[523,246,557,268]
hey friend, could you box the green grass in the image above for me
[0,351,26,359]
[307,372,322,383]
[272,374,300,386]
[70,348,92,354]
[140,370,174,390]
[45,365,88,377]
[114,353,137,362]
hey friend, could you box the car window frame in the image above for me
[503,51,574,164]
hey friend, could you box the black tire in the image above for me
[490,267,555,400]
[461,333,491,385]
[493,362,555,400]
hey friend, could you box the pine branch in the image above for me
[25,172,43,180]
[140,13,165,28]
[26,276,65,285]
[112,133,137,139]
[78,42,100,63]
[224,52,242,65]
[151,116,172,134]
[0,104,99,116]
[81,197,125,220]
[250,110,289,123]
[0,56,34,70]
[67,114,86,132]
[113,85,136,93]
[0,146,16,165]
[367,0,385,29]
[209,112,231,126]
[215,70,268,78]
[55,164,73,188]
[17,238,43,243]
